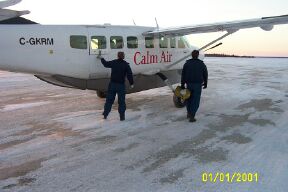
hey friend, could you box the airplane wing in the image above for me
[143,14,288,36]
[0,0,29,21]
[142,14,288,71]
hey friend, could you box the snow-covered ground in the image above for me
[0,57,288,192]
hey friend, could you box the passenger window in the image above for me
[70,35,87,49]
[170,37,176,48]
[110,36,123,49]
[127,36,138,48]
[159,36,168,48]
[91,36,106,49]
[145,37,154,48]
[178,37,186,48]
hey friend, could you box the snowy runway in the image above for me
[0,57,288,192]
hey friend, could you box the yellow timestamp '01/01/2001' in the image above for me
[202,172,259,183]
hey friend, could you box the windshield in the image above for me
[180,36,191,48]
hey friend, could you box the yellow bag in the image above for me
[174,86,191,100]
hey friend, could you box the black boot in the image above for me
[120,114,125,121]
[103,112,107,119]
[187,113,192,119]
[189,115,196,122]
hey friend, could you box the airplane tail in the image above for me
[0,0,22,8]
[0,0,31,23]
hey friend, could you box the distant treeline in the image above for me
[205,53,254,58]
[205,53,288,58]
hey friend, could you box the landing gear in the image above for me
[96,91,107,98]
[156,72,186,108]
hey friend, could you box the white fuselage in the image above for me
[0,24,202,92]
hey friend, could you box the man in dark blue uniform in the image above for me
[181,50,208,122]
[100,52,134,121]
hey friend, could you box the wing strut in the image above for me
[165,30,237,69]
[199,30,237,51]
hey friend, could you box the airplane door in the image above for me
[88,35,109,78]
[89,35,108,56]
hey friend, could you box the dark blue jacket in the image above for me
[181,58,208,86]
[101,58,134,85]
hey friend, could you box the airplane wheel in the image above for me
[173,94,186,108]
[96,91,107,98]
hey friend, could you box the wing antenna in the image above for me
[155,17,159,30]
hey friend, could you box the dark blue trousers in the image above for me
[103,82,126,117]
[186,83,202,116]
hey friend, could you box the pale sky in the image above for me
[8,0,288,56]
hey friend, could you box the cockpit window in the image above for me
[70,35,87,49]
[145,37,154,48]
[179,36,191,48]
[91,36,106,49]
[159,36,168,48]
[110,36,123,49]
[178,37,186,48]
[170,37,176,48]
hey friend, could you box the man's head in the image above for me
[191,50,199,59]
[118,52,125,60]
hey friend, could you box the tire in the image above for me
[96,91,107,98]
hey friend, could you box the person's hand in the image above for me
[130,84,134,89]
[203,84,207,89]
[180,84,185,89]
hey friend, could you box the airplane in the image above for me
[1,0,288,108]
